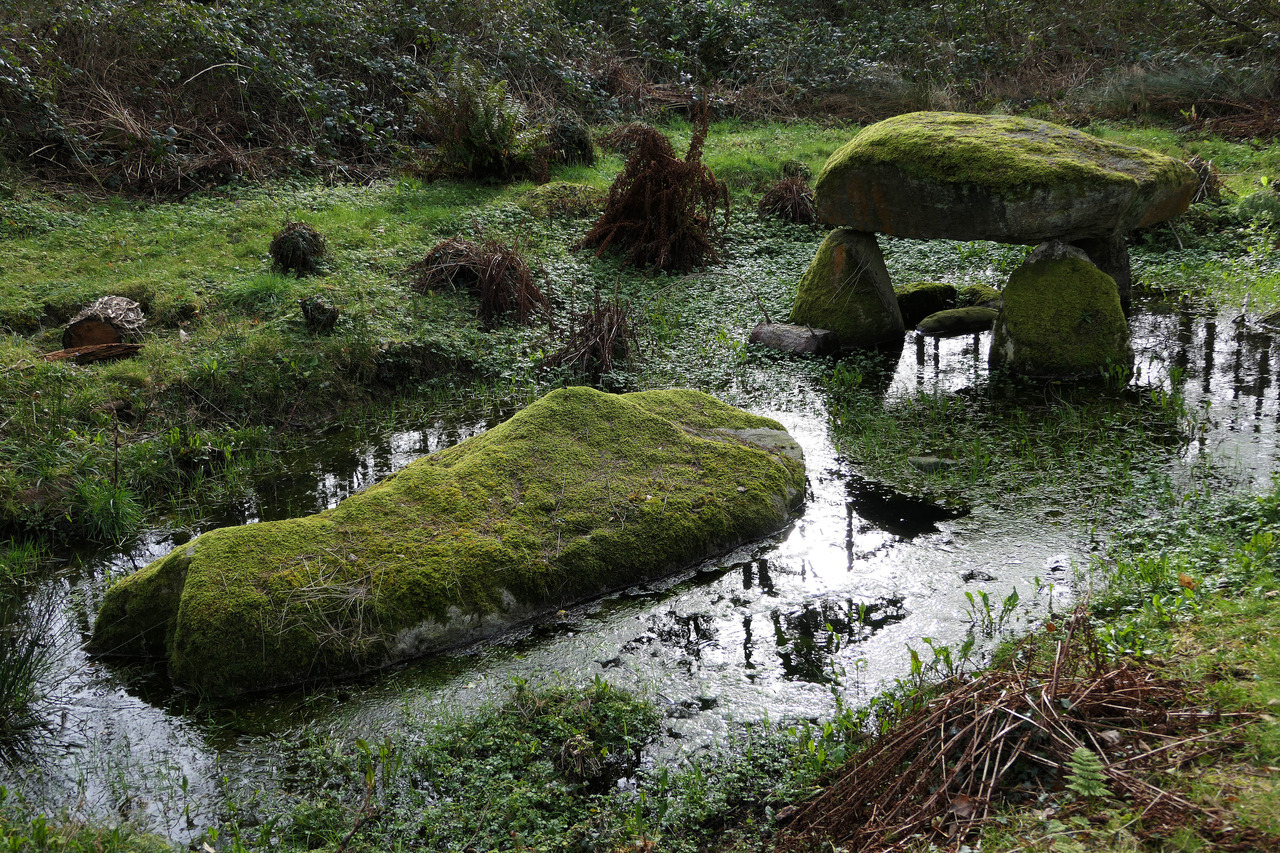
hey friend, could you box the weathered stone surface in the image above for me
[896,281,958,327]
[815,112,1197,244]
[1070,234,1132,314]
[91,387,806,697]
[989,242,1132,379]
[916,307,999,337]
[789,228,904,347]
[748,322,840,355]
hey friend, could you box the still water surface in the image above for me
[9,301,1280,839]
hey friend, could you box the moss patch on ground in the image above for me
[90,387,805,697]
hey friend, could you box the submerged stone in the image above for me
[91,387,806,697]
[789,228,904,347]
[989,242,1132,379]
[815,112,1197,243]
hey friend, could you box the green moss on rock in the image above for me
[90,387,805,697]
[789,228,904,346]
[956,282,1002,308]
[989,247,1131,379]
[916,306,999,337]
[820,112,1185,192]
[896,281,957,327]
[815,112,1197,242]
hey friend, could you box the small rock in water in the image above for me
[962,569,997,583]
[909,455,960,473]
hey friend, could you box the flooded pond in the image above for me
[7,299,1280,840]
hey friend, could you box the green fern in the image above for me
[1064,746,1111,801]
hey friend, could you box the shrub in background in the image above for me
[408,236,550,328]
[414,63,540,181]
[269,222,327,277]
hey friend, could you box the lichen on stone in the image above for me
[90,387,806,697]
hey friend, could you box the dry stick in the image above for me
[1109,721,1253,768]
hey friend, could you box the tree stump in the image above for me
[62,296,145,349]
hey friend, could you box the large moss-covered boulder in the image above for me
[989,242,1131,379]
[815,112,1197,244]
[789,228,904,347]
[91,388,806,697]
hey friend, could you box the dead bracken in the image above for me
[776,608,1275,853]
[541,288,641,384]
[757,175,818,224]
[407,236,550,328]
[269,221,327,276]
[580,111,729,272]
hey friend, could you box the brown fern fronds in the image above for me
[407,236,549,328]
[579,108,729,272]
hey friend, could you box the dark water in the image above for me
[7,301,1280,839]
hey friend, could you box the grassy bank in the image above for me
[3,120,1279,545]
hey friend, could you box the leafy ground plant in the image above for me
[277,679,661,852]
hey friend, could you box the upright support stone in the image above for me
[789,228,904,348]
[1070,234,1132,315]
[990,242,1132,380]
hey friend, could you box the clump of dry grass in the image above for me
[776,608,1273,853]
[269,221,327,276]
[580,111,728,272]
[757,175,817,224]
[541,290,641,384]
[407,236,549,328]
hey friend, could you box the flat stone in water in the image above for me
[90,388,806,697]
[908,455,961,473]
[916,307,999,338]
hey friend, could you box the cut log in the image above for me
[62,296,146,349]
[748,322,840,355]
[42,343,143,364]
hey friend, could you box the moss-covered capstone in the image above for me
[789,228,904,347]
[989,242,1132,379]
[90,387,805,697]
[815,112,1197,243]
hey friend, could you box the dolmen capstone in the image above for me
[792,111,1197,376]
[90,387,805,697]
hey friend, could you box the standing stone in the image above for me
[789,228,904,347]
[1070,234,1132,314]
[990,242,1132,379]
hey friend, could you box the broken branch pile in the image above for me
[777,610,1273,852]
